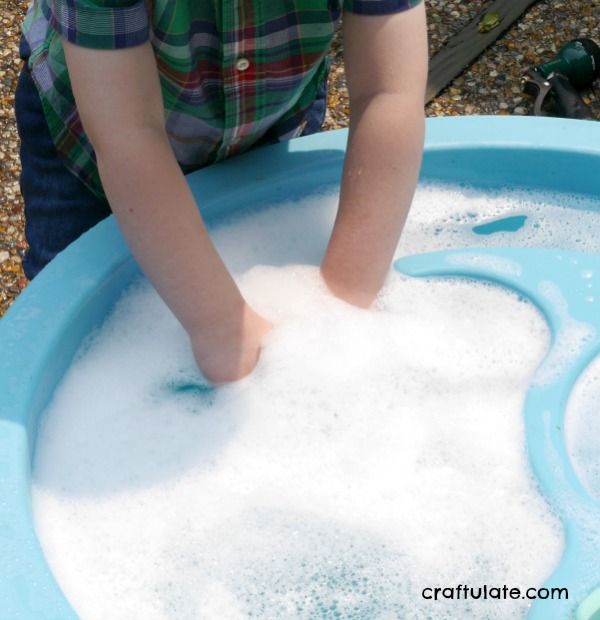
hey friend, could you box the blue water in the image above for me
[472,216,528,236]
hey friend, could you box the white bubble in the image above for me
[566,356,600,503]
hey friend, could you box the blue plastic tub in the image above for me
[1,116,600,620]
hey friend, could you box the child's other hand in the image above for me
[190,304,272,384]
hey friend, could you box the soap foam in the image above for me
[532,281,596,387]
[33,183,600,620]
[398,184,600,258]
[566,356,600,502]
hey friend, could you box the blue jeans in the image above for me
[15,39,111,280]
[15,37,326,280]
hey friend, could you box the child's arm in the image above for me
[62,40,271,383]
[321,3,428,307]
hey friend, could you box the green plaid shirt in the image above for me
[22,0,422,198]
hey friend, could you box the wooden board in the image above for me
[426,0,541,102]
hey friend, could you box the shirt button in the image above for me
[235,58,250,72]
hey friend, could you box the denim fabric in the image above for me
[302,75,328,137]
[15,37,111,280]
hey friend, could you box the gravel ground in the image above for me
[1,0,600,317]
[0,0,28,317]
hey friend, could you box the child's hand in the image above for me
[190,303,272,384]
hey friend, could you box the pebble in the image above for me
[0,0,28,317]
[423,0,600,120]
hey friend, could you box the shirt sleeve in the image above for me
[343,0,423,15]
[45,0,150,49]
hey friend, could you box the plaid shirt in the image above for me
[23,0,422,198]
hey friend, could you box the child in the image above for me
[16,0,428,383]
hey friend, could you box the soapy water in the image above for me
[533,280,596,388]
[566,356,600,503]
[32,184,600,619]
